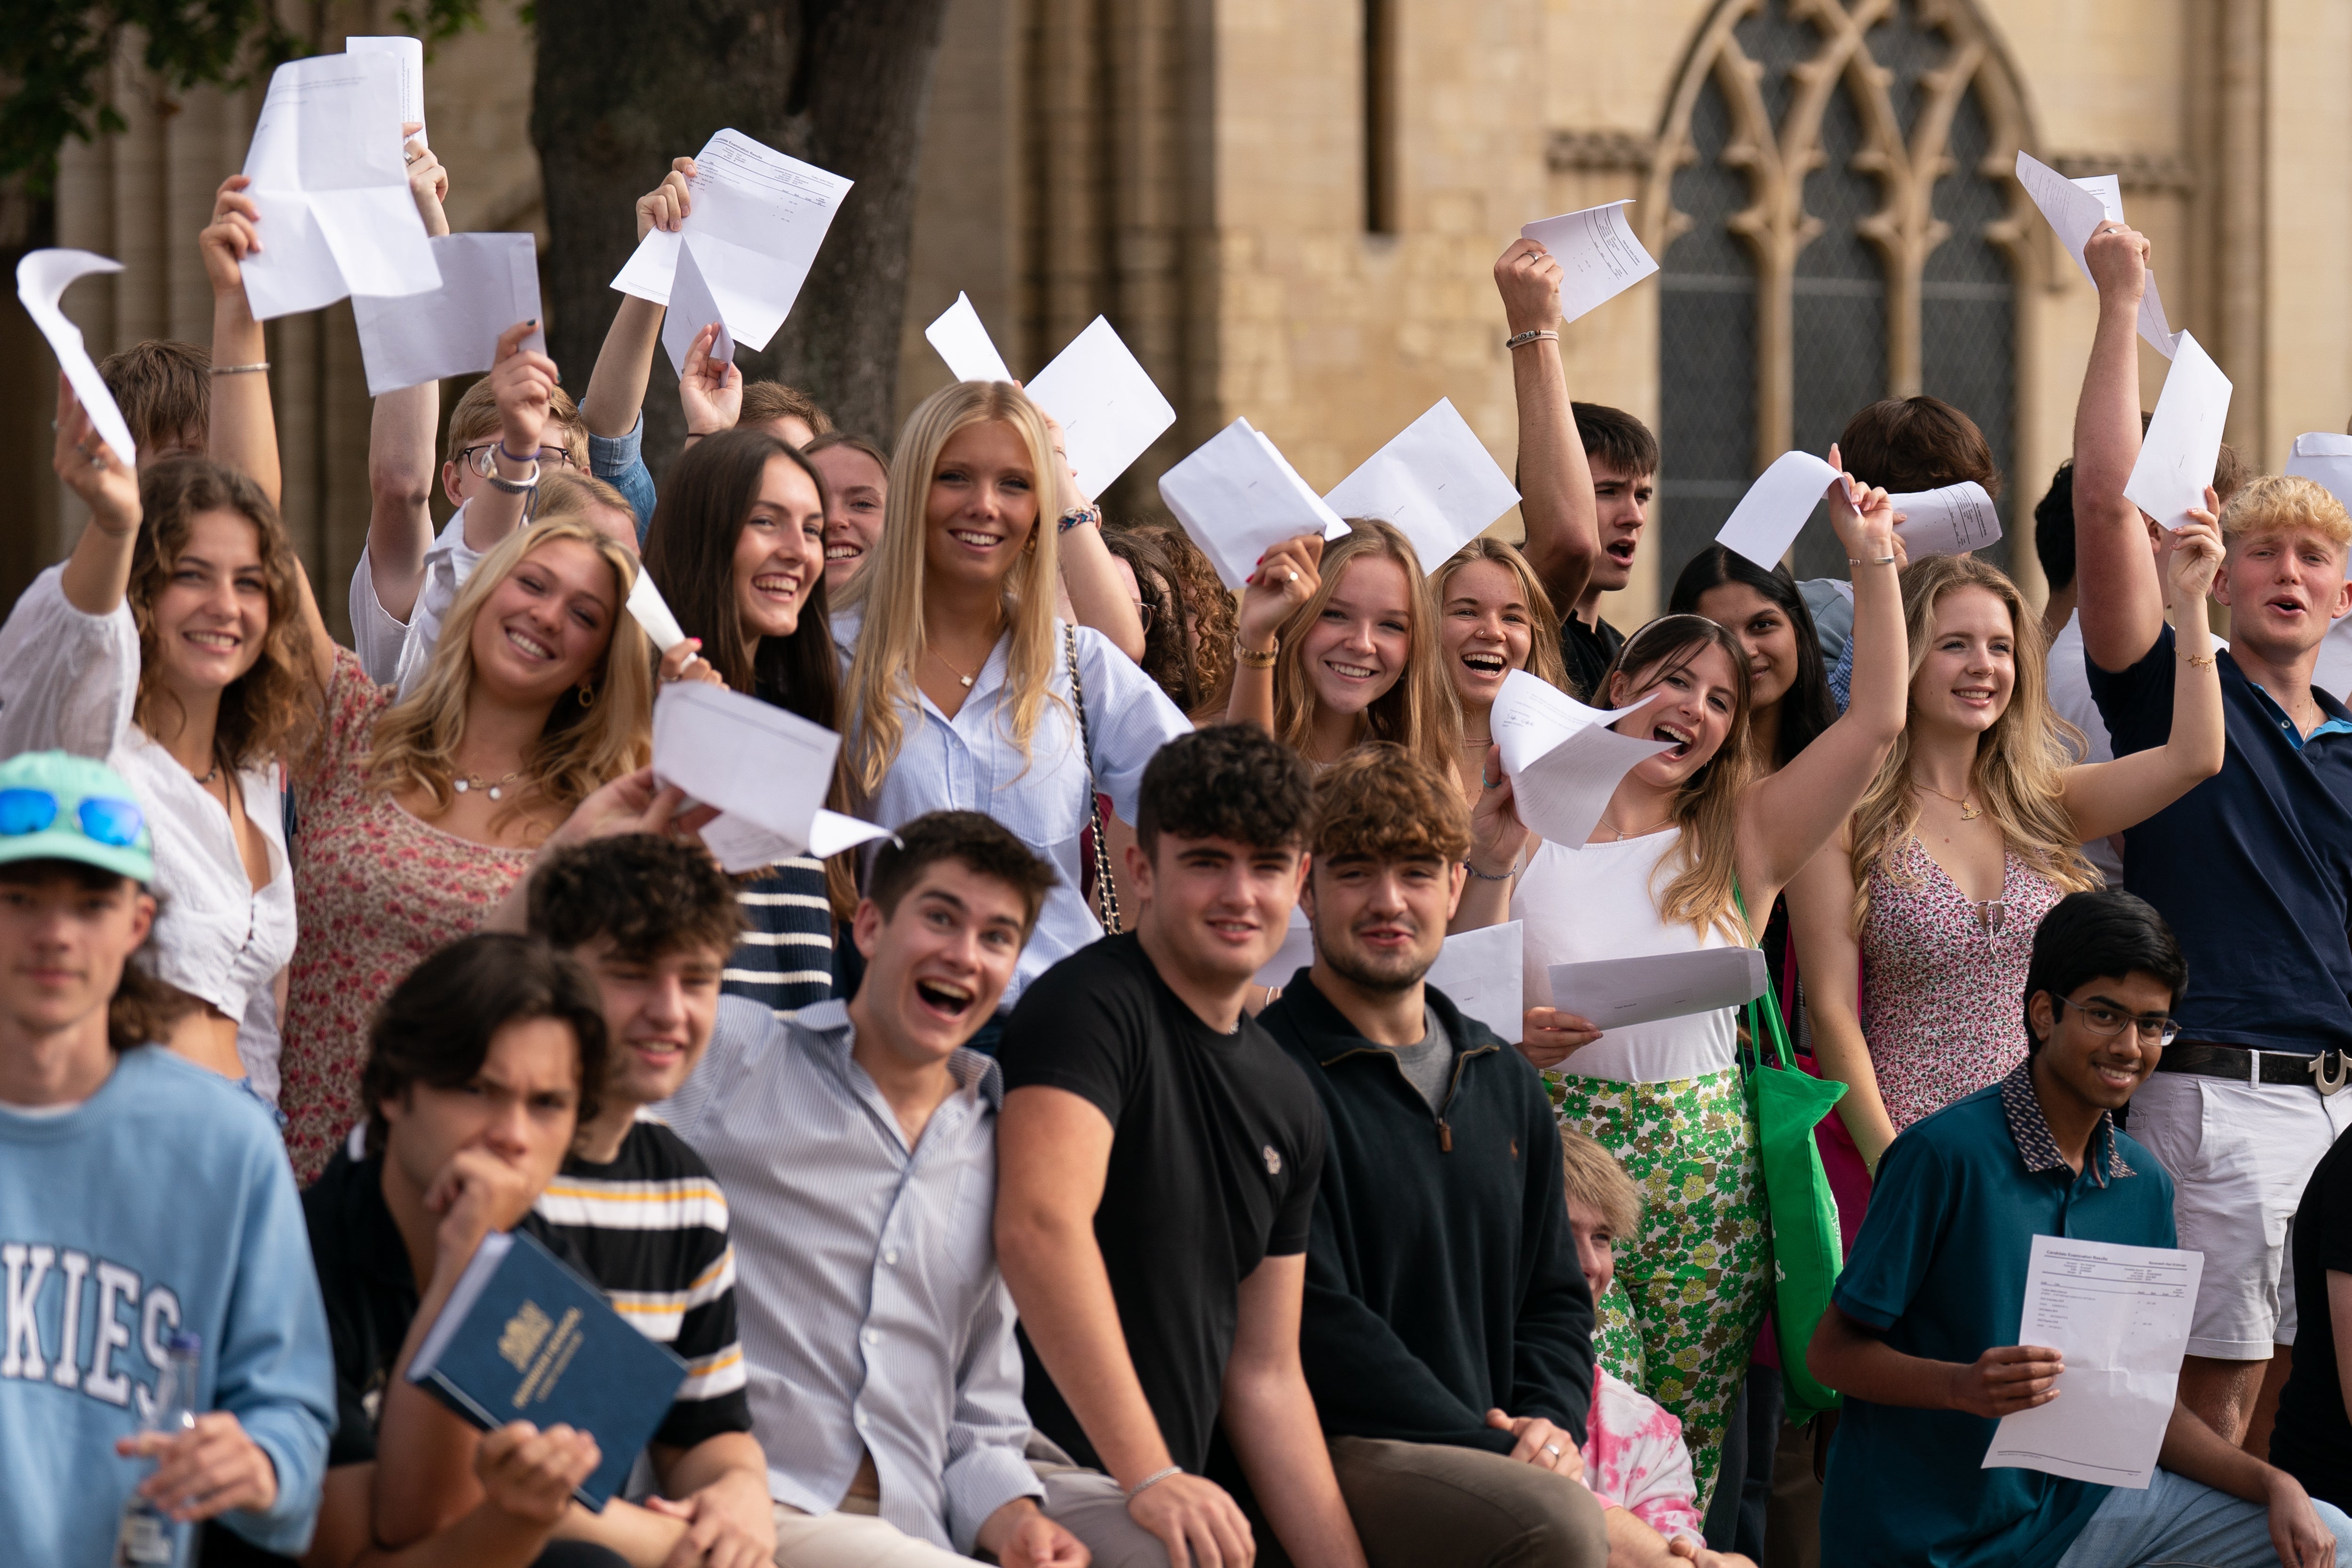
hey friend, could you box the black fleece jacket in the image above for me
[1259,969,1596,1451]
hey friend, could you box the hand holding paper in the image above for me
[1518,201,1659,324]
[2016,151,2179,358]
[1889,482,2003,559]
[17,249,138,467]
[1322,399,1520,574]
[1487,671,1673,849]
[1546,948,1768,1029]
[1160,418,1351,589]
[659,239,737,382]
[1716,450,1856,570]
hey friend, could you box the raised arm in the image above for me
[2073,224,2166,673]
[578,159,693,443]
[1219,1253,1369,1568]
[2059,503,2225,840]
[201,175,279,507]
[460,323,560,555]
[53,377,142,615]
[1040,411,1146,661]
[1784,834,1898,1170]
[1496,239,1599,613]
[365,127,456,624]
[1737,469,1905,902]
[994,1085,1257,1568]
[1225,533,1324,732]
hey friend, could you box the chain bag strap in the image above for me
[1065,625,1122,934]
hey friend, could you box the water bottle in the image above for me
[112,1330,201,1568]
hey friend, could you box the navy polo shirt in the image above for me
[2088,624,2352,1053]
[1819,1065,2175,1568]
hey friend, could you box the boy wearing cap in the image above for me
[0,751,335,1563]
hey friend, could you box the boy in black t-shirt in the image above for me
[997,725,1369,1568]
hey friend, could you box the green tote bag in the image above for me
[1734,887,1847,1423]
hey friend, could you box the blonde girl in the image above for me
[1432,537,1568,803]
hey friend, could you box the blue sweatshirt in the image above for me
[0,1046,335,1561]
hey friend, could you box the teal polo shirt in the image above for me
[1820,1064,2176,1568]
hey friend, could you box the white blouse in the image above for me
[0,568,298,1094]
[834,610,1192,1011]
[1512,829,1740,1085]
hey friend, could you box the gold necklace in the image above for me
[1913,780,1981,821]
[928,645,979,690]
[1600,811,1675,842]
[453,768,526,803]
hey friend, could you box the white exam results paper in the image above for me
[1519,201,1659,324]
[658,240,737,383]
[612,129,852,353]
[924,292,1014,384]
[1022,316,1178,502]
[1425,922,1524,1040]
[1488,671,1674,850]
[345,35,426,149]
[237,51,442,320]
[1716,451,1850,570]
[651,684,890,873]
[1983,1235,2203,1488]
[16,250,138,466]
[1546,947,1768,1029]
[1160,419,1351,589]
[1321,398,1521,573]
[2124,333,2233,531]
[2014,152,2180,358]
[351,233,540,396]
[1890,481,2003,559]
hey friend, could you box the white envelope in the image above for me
[351,232,540,396]
[1889,481,2003,559]
[611,128,853,352]
[2124,332,2233,531]
[1546,947,1767,1028]
[1159,418,1351,589]
[659,238,737,383]
[1520,200,1660,324]
[1716,451,1850,570]
[1322,398,1520,572]
[1024,316,1177,502]
[16,249,137,465]
[925,291,1014,383]
[237,52,442,320]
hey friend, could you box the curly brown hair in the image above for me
[526,834,746,963]
[127,458,319,772]
[1136,724,1314,854]
[1308,741,1471,865]
[1120,517,1238,707]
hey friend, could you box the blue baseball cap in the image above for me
[0,751,156,884]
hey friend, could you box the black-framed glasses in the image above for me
[461,442,577,478]
[2053,993,2181,1048]
[0,788,146,847]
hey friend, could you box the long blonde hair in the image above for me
[1431,537,1571,693]
[1847,555,2096,932]
[366,518,654,826]
[839,382,1065,798]
[1207,518,1462,776]
[1601,615,1756,944]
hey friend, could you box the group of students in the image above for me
[8,119,2352,1568]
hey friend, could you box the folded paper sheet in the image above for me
[925,292,1015,384]
[1890,481,2003,558]
[2124,333,2233,530]
[625,568,689,654]
[1426,922,1525,1041]
[1487,671,1672,849]
[1520,201,1660,324]
[652,684,890,874]
[346,35,425,150]
[658,239,737,382]
[1160,419,1352,589]
[1023,316,1177,502]
[1322,399,1521,573]
[1716,451,1849,570]
[237,51,442,320]
[1983,1235,2202,1489]
[1546,947,1768,1029]
[351,233,540,396]
[2014,151,2179,358]
[17,250,138,465]
[612,129,852,353]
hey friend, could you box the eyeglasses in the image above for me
[461,443,578,478]
[0,789,147,848]
[1131,600,1156,634]
[2052,994,2181,1048]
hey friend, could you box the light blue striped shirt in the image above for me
[654,997,1038,1552]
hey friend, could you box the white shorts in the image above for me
[2125,1069,2352,1359]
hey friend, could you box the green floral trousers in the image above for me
[1552,1063,1769,1513]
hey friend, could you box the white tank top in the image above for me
[1511,829,1740,1084]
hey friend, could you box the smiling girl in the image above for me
[803,430,891,597]
[4,383,316,1106]
[1432,538,1569,804]
[1224,519,1462,779]
[837,382,1190,1042]
[1786,525,2225,1172]
[1454,470,1908,1510]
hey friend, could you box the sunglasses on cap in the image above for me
[0,788,147,848]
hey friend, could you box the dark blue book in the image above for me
[405,1229,686,1510]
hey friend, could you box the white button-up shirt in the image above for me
[654,997,1038,1552]
[0,568,298,1094]
[835,610,1192,1010]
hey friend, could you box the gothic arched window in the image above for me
[1648,0,2035,585]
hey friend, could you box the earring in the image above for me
[577,680,597,709]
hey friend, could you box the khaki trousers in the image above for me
[1326,1436,1611,1568]
[771,1503,974,1566]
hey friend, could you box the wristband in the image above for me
[1847,555,1896,566]
[1058,504,1103,534]
[498,441,540,467]
[485,461,540,495]
[1505,329,1559,350]
[1124,1465,1183,1502]
[1233,638,1278,669]
[1463,859,1513,882]
[208,361,270,376]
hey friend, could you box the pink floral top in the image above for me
[1582,1369,1704,1544]
[1859,834,2062,1131]
[277,650,535,1181]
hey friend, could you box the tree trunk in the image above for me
[532,0,952,475]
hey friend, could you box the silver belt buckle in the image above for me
[2311,1051,2352,1096]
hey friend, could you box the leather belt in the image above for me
[2157,1041,2352,1095]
